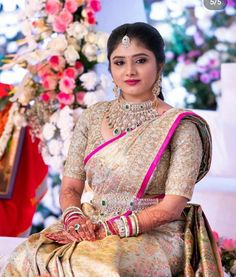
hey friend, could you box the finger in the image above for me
[67,225,82,241]
[85,221,96,240]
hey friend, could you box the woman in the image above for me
[3,22,222,277]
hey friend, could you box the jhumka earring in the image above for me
[113,82,120,98]
[152,75,162,98]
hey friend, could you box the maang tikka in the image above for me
[122,35,131,48]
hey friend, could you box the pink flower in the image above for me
[63,67,78,79]
[212,231,219,243]
[89,0,101,12]
[86,10,96,25]
[59,76,75,93]
[221,239,236,251]
[40,92,50,103]
[75,61,84,75]
[57,92,75,105]
[49,56,66,71]
[76,91,86,105]
[45,0,62,15]
[65,0,79,13]
[52,9,73,32]
[37,64,52,79]
[209,69,220,80]
[42,75,58,90]
[200,73,211,84]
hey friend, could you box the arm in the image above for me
[137,195,187,233]
[137,120,203,233]
[59,176,85,211]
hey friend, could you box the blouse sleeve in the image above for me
[165,119,203,200]
[63,109,89,181]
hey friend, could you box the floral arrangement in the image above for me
[145,0,236,110]
[213,231,236,276]
[2,0,109,171]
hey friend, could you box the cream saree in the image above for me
[2,106,223,277]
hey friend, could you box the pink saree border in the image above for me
[135,111,196,200]
[84,132,126,165]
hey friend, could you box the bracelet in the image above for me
[131,212,140,236]
[98,220,111,236]
[62,206,84,222]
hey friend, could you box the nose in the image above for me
[125,61,136,77]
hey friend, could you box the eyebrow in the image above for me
[112,53,149,60]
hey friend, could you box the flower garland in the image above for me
[2,0,109,171]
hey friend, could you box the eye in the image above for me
[113,60,125,66]
[136,58,147,64]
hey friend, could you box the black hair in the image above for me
[107,22,165,100]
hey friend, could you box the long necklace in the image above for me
[106,96,159,136]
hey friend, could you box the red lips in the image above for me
[125,80,140,86]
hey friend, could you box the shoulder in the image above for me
[83,101,111,115]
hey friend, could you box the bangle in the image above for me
[131,212,140,236]
[120,216,130,237]
[62,206,84,222]
[98,220,111,236]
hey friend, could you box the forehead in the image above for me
[110,39,154,58]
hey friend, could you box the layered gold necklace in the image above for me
[106,96,159,136]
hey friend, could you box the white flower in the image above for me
[100,74,110,89]
[196,50,220,68]
[48,139,62,156]
[82,43,98,61]
[216,43,228,52]
[97,52,107,63]
[83,92,99,106]
[47,155,64,171]
[225,24,236,43]
[42,123,56,141]
[80,71,99,90]
[49,111,60,124]
[32,211,44,225]
[180,63,198,79]
[214,27,227,42]
[57,106,74,132]
[60,128,73,141]
[48,34,68,52]
[64,45,80,65]
[96,32,109,49]
[61,138,71,157]
[211,80,221,96]
[24,49,51,65]
[85,32,97,44]
[67,22,88,40]
[230,260,236,275]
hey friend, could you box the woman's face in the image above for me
[110,39,161,102]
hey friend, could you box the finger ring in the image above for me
[74,223,80,231]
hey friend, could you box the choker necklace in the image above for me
[106,96,159,136]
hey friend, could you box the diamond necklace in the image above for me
[105,96,159,136]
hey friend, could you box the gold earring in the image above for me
[113,82,120,98]
[152,75,161,98]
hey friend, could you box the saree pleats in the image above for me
[182,204,223,277]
